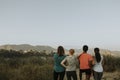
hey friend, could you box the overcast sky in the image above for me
[0,0,120,50]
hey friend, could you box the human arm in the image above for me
[61,59,67,68]
[92,56,95,65]
[88,55,94,68]
[101,56,104,66]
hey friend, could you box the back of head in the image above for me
[69,49,75,55]
[94,48,99,53]
[57,46,65,56]
[83,45,88,53]
[94,48,101,63]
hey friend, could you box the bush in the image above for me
[0,49,119,80]
[103,55,120,72]
[0,49,54,80]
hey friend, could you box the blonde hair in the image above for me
[69,49,75,55]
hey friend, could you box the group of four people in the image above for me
[53,45,103,80]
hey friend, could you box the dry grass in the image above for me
[0,49,120,80]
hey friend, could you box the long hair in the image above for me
[94,48,101,63]
[57,46,65,56]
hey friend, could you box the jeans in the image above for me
[93,71,103,80]
[66,71,77,80]
[53,70,65,80]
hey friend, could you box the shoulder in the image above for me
[87,53,93,57]
[53,53,58,59]
[54,53,58,56]
[86,53,93,60]
[78,53,83,57]
[60,55,66,59]
[71,55,76,59]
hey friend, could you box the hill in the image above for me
[112,51,120,56]
[0,44,120,56]
[73,48,120,57]
[0,44,56,54]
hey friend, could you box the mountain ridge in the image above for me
[0,44,120,56]
[0,44,56,53]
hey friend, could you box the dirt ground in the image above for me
[85,71,120,80]
[101,71,120,80]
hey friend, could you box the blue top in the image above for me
[54,53,66,72]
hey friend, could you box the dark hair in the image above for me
[57,46,65,56]
[83,45,88,52]
[94,48,101,63]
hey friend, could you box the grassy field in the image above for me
[0,49,120,80]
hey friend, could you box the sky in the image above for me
[0,0,120,50]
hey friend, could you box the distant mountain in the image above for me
[0,44,56,53]
[0,44,120,56]
[112,51,120,56]
[73,48,120,57]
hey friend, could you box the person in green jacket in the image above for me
[53,46,66,80]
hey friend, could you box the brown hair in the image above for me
[69,49,75,55]
[57,46,65,56]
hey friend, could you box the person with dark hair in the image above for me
[53,46,66,80]
[93,48,103,80]
[78,45,93,80]
[61,49,78,80]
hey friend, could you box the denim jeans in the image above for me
[93,71,103,80]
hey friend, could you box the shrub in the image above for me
[103,55,120,72]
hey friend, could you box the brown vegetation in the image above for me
[0,49,120,80]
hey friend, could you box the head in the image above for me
[57,46,65,56]
[83,45,88,52]
[94,48,99,53]
[94,47,101,63]
[69,49,75,55]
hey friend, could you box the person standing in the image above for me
[78,45,93,80]
[93,48,103,80]
[53,46,66,80]
[61,49,78,80]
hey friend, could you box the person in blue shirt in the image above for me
[53,46,66,80]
